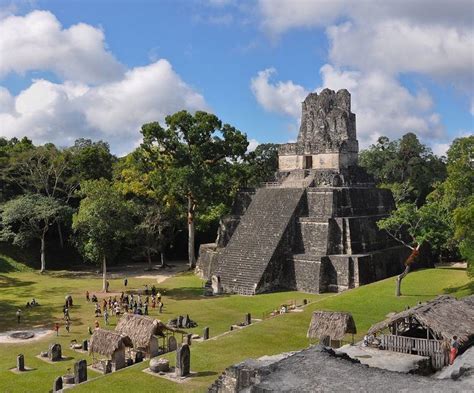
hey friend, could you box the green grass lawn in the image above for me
[0,257,471,393]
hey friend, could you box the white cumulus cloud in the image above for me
[0,11,209,154]
[251,64,443,148]
[250,68,308,118]
[0,60,208,153]
[254,0,473,146]
[0,10,125,84]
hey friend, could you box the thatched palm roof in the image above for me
[89,329,132,357]
[307,311,357,340]
[368,295,474,346]
[115,314,184,349]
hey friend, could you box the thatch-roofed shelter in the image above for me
[368,295,474,369]
[115,314,185,357]
[307,311,357,347]
[89,329,133,370]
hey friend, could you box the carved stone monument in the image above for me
[48,344,62,361]
[198,89,419,295]
[16,354,25,372]
[203,327,209,340]
[245,313,252,325]
[211,275,223,295]
[74,359,87,384]
[53,376,63,392]
[168,336,177,352]
[184,333,193,346]
[175,344,190,377]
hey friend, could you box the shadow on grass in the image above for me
[443,280,474,295]
[164,287,230,301]
[49,271,98,280]
[194,370,218,378]
[0,256,18,273]
[0,274,35,289]
[0,302,58,332]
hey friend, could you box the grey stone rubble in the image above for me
[150,358,170,373]
[197,89,432,295]
[436,346,474,380]
[208,345,473,392]
[175,344,190,377]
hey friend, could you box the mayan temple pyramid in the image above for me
[197,89,411,295]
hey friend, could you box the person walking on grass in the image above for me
[55,322,60,336]
[16,309,21,324]
[65,319,71,333]
[86,291,90,302]
[104,309,109,326]
[124,277,128,287]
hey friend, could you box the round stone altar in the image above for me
[9,331,35,340]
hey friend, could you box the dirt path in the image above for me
[0,328,54,344]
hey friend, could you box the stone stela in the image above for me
[175,344,190,377]
[197,88,419,295]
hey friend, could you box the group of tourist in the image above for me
[13,278,167,337]
[83,281,166,333]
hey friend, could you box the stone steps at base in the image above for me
[216,188,304,293]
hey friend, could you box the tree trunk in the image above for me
[395,265,411,296]
[160,251,165,268]
[395,244,421,297]
[57,221,64,248]
[102,256,107,293]
[188,194,196,269]
[147,249,152,270]
[40,228,47,273]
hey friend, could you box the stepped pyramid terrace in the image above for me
[196,88,421,295]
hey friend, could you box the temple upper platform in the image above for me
[278,89,359,171]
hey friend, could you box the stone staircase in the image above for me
[215,188,304,295]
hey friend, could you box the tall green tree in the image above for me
[360,133,446,204]
[377,202,450,296]
[453,197,474,277]
[0,194,72,272]
[140,111,248,268]
[72,179,134,291]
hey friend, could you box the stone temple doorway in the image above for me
[304,155,313,169]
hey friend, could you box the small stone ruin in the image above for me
[168,314,197,329]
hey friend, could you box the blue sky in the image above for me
[0,0,472,155]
